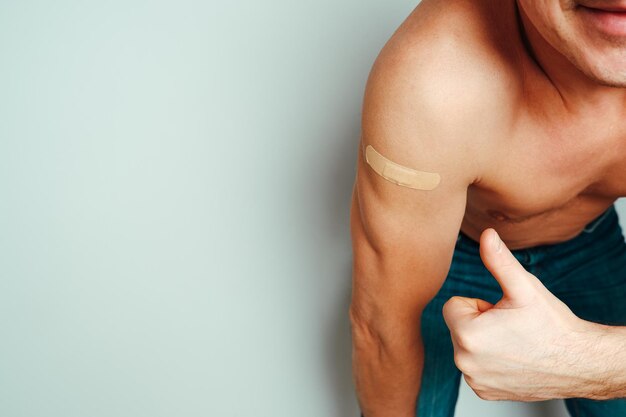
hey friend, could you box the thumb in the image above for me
[442,296,494,331]
[479,228,538,304]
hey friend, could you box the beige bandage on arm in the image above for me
[364,144,441,190]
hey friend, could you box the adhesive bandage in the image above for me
[364,144,441,190]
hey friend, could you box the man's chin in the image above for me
[584,65,626,88]
[572,50,626,87]
[592,77,626,88]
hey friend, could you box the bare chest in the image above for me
[482,135,625,212]
[462,121,626,247]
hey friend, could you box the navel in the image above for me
[486,209,532,224]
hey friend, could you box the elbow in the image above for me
[348,303,403,352]
[348,299,424,354]
[349,305,384,350]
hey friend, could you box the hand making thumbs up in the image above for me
[442,228,593,401]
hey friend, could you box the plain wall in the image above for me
[1,1,623,416]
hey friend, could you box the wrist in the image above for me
[565,318,623,399]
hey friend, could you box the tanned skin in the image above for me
[350,0,626,416]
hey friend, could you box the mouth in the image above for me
[581,5,626,12]
[578,1,626,11]
[577,4,626,37]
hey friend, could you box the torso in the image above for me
[407,0,626,250]
[462,118,626,248]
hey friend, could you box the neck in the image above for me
[515,1,626,114]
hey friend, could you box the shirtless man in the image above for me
[349,1,626,416]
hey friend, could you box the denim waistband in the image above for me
[456,204,623,266]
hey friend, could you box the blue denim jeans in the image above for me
[416,203,626,417]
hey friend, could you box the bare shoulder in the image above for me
[361,0,522,186]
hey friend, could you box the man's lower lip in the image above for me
[579,6,626,37]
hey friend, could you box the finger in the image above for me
[475,298,495,312]
[442,296,490,330]
[479,228,538,303]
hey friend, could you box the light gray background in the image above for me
[1,1,623,416]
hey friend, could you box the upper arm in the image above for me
[350,39,483,330]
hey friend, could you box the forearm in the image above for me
[351,321,423,417]
[568,321,626,399]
